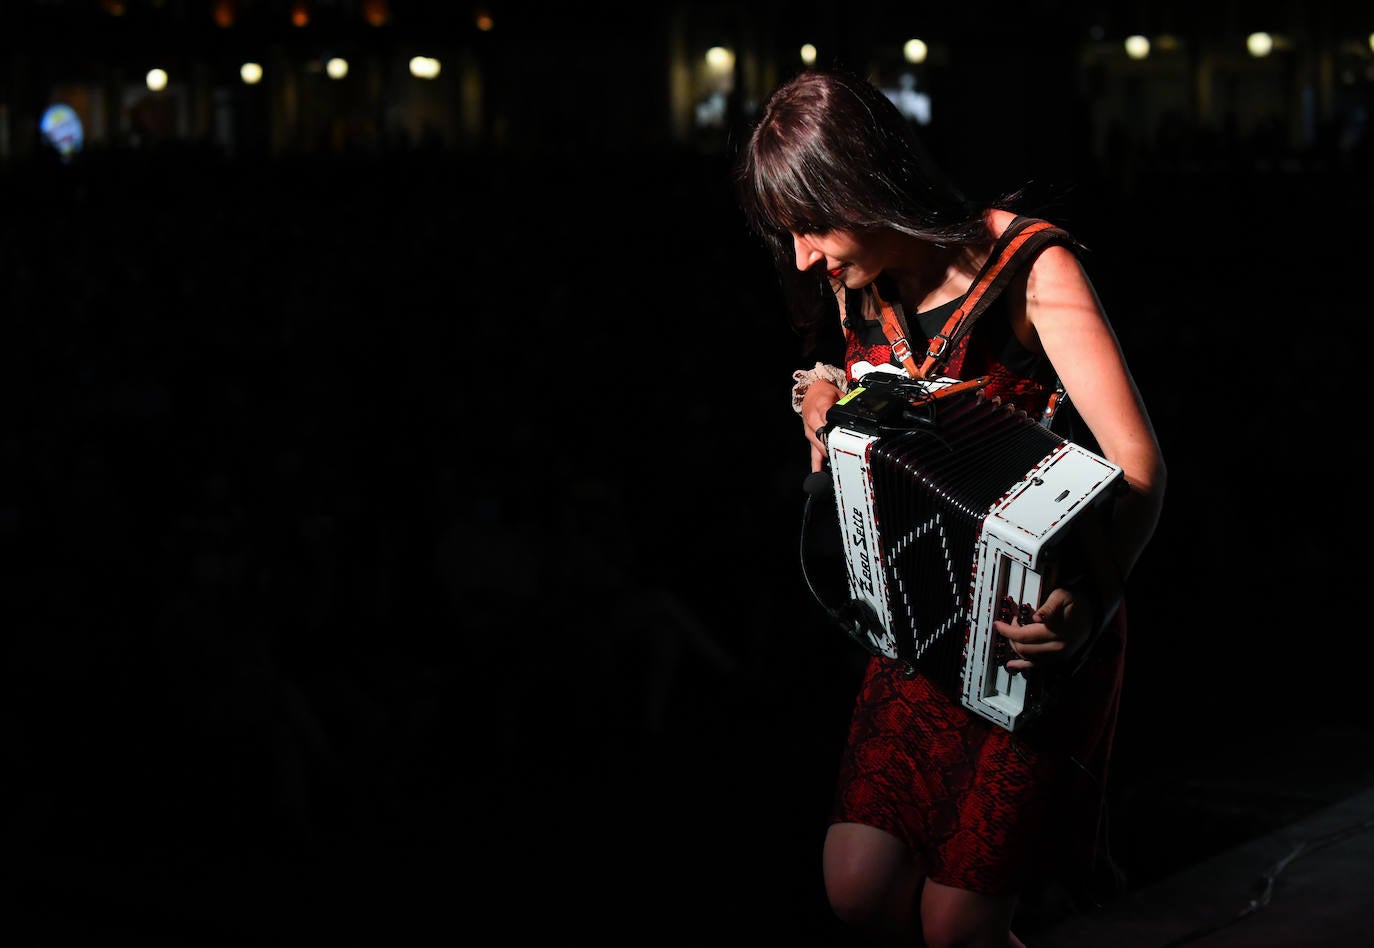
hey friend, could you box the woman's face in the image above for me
[790,228,889,289]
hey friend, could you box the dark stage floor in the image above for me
[7,632,1371,947]
[1033,778,1374,947]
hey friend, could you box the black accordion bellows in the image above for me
[869,396,1061,676]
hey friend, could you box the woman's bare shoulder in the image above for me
[983,207,1019,236]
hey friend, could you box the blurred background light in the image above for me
[800,43,817,66]
[705,46,735,76]
[903,38,928,64]
[326,57,349,80]
[409,57,441,80]
[362,0,391,28]
[146,68,168,92]
[1125,34,1150,60]
[1247,32,1274,57]
[212,0,235,28]
[39,103,83,160]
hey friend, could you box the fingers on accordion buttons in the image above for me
[994,633,1017,666]
[997,595,1015,623]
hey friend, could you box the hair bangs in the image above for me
[745,121,847,239]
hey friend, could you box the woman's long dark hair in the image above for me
[737,69,1003,349]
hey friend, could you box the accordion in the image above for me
[822,371,1124,732]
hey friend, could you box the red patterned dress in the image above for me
[829,259,1127,897]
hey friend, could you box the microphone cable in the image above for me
[798,462,884,658]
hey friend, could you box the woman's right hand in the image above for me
[801,380,844,472]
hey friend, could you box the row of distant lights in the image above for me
[141,55,442,91]
[800,39,929,66]
[1124,31,1374,60]
[146,25,1374,92]
[705,38,932,74]
[102,0,495,33]
[1124,32,1290,60]
[128,0,491,89]
[713,31,1374,68]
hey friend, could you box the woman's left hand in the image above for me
[993,586,1095,672]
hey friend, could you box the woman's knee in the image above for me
[822,822,917,927]
[919,879,1018,948]
[824,866,889,925]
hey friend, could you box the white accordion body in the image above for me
[825,372,1123,732]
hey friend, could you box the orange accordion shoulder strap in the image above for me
[869,215,1074,381]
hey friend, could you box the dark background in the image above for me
[3,2,1373,944]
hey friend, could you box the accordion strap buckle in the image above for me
[925,333,950,362]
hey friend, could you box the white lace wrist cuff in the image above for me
[790,362,848,414]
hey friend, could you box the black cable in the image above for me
[798,469,885,658]
[797,475,837,616]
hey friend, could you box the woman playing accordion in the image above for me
[737,68,1166,947]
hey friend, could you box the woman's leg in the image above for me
[920,879,1024,948]
[823,822,924,945]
